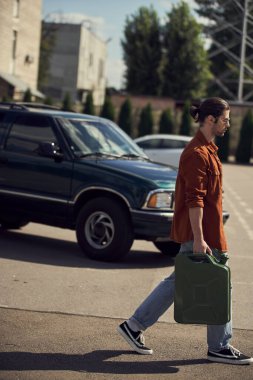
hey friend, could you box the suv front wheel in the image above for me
[76,197,134,261]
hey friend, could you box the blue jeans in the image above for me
[129,241,232,351]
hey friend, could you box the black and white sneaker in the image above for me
[207,345,253,365]
[117,321,153,355]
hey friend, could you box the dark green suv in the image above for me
[0,103,229,261]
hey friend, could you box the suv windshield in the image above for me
[59,117,148,159]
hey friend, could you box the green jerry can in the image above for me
[174,252,231,325]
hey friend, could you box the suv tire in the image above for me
[154,241,180,257]
[76,197,134,261]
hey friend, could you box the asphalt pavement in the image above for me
[1,163,253,379]
[0,307,252,380]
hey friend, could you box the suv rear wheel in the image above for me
[76,197,134,261]
[154,241,180,257]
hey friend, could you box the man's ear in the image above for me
[207,115,215,123]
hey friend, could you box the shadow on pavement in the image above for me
[0,350,209,374]
[0,230,174,269]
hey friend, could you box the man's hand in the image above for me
[193,239,212,255]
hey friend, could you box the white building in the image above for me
[42,22,107,107]
[0,0,43,100]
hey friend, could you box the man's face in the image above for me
[212,110,230,137]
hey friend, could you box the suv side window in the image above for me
[138,139,161,149]
[161,139,186,149]
[5,114,57,155]
[0,111,7,144]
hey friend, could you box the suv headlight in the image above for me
[143,190,173,210]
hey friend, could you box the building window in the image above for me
[10,30,18,74]
[89,53,93,67]
[99,59,104,80]
[12,30,18,60]
[13,0,20,18]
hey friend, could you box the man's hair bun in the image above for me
[189,106,200,122]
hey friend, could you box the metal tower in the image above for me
[208,0,253,102]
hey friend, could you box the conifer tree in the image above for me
[122,6,162,95]
[236,110,253,163]
[44,96,53,106]
[1,95,10,102]
[100,96,115,121]
[118,98,132,136]
[162,2,211,99]
[138,104,153,136]
[179,101,191,136]
[159,108,174,134]
[83,92,95,115]
[23,88,32,102]
[62,92,72,111]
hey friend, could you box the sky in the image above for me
[42,0,198,89]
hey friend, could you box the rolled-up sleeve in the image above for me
[181,151,208,208]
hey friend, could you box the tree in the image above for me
[162,1,211,99]
[138,104,153,136]
[100,96,115,121]
[159,108,174,134]
[118,98,133,136]
[23,88,32,102]
[122,6,162,95]
[1,95,11,102]
[44,96,53,106]
[83,92,95,115]
[62,92,72,111]
[216,130,230,162]
[236,110,253,163]
[179,101,192,136]
[195,0,253,99]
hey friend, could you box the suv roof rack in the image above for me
[19,102,61,110]
[0,102,28,110]
[0,102,61,111]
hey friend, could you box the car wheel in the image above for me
[76,197,134,261]
[0,217,29,230]
[154,241,180,257]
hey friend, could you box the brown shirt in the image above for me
[170,129,228,252]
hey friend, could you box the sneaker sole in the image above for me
[117,326,153,355]
[207,356,253,365]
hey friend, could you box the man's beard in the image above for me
[216,128,228,137]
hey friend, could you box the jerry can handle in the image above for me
[181,252,228,265]
[183,252,214,263]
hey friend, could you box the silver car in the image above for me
[134,134,192,167]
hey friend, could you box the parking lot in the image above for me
[0,162,253,379]
[0,162,252,329]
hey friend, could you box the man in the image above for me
[118,98,253,365]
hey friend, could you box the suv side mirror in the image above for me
[38,141,63,161]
